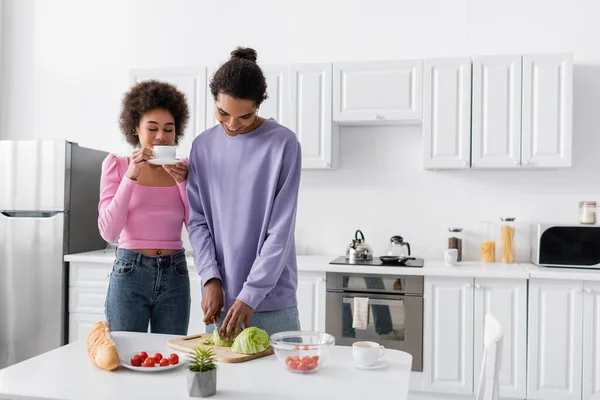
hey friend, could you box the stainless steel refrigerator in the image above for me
[0,140,108,369]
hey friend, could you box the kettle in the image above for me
[386,235,411,257]
[345,230,373,261]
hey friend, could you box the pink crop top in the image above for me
[98,154,189,250]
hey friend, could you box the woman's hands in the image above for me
[163,163,188,183]
[126,148,152,180]
[126,148,188,183]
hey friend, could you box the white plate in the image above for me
[148,158,181,166]
[354,359,389,370]
[120,351,186,372]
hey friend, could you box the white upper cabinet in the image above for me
[521,54,573,168]
[423,276,474,395]
[584,281,600,400]
[129,68,207,159]
[290,63,336,169]
[333,60,423,124]
[527,279,583,400]
[471,56,522,168]
[473,278,527,399]
[260,65,289,126]
[422,58,472,169]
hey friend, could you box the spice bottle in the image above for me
[447,228,464,262]
[500,217,516,263]
[579,201,597,225]
[480,221,496,263]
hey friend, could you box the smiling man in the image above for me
[187,47,302,341]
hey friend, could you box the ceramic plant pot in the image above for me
[186,368,217,398]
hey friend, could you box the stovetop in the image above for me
[329,256,424,268]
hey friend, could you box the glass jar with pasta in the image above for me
[500,217,516,263]
[480,221,496,263]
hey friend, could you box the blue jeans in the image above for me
[206,306,301,337]
[105,248,191,335]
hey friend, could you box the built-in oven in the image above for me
[325,272,423,371]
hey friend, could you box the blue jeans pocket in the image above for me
[173,260,189,277]
[112,259,136,276]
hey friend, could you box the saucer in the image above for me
[148,158,180,166]
[354,359,389,370]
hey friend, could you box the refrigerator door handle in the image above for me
[1,211,62,218]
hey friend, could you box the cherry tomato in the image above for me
[168,353,179,365]
[297,362,308,371]
[130,354,143,367]
[287,361,298,370]
[153,353,163,363]
[143,357,155,367]
[139,351,148,361]
[159,358,170,367]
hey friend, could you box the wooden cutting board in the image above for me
[167,333,274,363]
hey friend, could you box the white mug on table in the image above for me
[444,248,458,266]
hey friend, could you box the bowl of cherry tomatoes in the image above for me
[270,331,335,374]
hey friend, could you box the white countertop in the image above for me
[0,332,411,400]
[65,250,533,279]
[522,263,600,281]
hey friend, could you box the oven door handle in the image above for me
[342,297,403,306]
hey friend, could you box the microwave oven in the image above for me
[531,224,600,268]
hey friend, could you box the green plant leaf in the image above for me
[187,347,216,373]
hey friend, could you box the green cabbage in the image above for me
[231,327,270,354]
[212,329,233,347]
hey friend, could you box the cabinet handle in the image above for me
[317,277,325,283]
[105,272,111,278]
[475,283,482,289]
[575,287,582,292]
[466,283,472,289]
[514,160,520,165]
[463,161,469,167]
[585,288,593,294]
[523,160,530,166]
[373,114,383,120]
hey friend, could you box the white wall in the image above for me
[2,0,600,261]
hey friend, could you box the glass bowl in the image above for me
[270,331,335,374]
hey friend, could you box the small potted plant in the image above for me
[187,347,217,398]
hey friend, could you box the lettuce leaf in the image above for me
[231,327,270,354]
[212,329,233,347]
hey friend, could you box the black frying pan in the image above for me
[379,256,416,265]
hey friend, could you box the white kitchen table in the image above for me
[0,332,412,400]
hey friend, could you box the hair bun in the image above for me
[231,47,258,62]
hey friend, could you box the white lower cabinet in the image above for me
[67,261,325,343]
[67,261,205,343]
[296,271,326,332]
[474,278,527,399]
[423,276,527,398]
[69,312,105,343]
[423,276,474,394]
[583,282,600,400]
[528,279,583,400]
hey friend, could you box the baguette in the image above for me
[87,321,120,371]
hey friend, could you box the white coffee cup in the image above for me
[445,248,459,266]
[352,341,385,367]
[153,145,176,160]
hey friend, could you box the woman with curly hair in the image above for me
[98,80,192,334]
[188,47,302,340]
